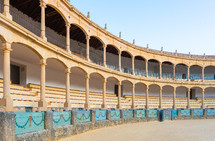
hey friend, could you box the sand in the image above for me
[61,119,215,141]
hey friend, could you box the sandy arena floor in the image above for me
[61,119,215,141]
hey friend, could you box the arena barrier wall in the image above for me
[0,108,215,141]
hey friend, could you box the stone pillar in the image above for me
[0,112,15,141]
[38,59,47,111]
[202,67,205,82]
[173,64,176,80]
[44,111,54,141]
[40,0,47,41]
[173,87,176,109]
[159,62,162,79]
[159,87,162,109]
[64,68,71,110]
[91,110,96,125]
[117,81,121,109]
[106,110,111,120]
[132,56,135,75]
[84,74,90,109]
[0,42,13,111]
[102,78,107,109]
[66,23,71,53]
[131,83,135,109]
[3,0,12,20]
[146,85,149,109]
[187,66,190,81]
[187,88,190,109]
[118,51,121,72]
[145,60,148,77]
[103,45,107,67]
[202,89,205,109]
[86,35,90,61]
[71,110,78,127]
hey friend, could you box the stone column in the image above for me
[102,78,107,109]
[187,88,190,109]
[173,87,176,109]
[117,81,121,109]
[66,23,71,53]
[173,64,176,80]
[132,56,135,75]
[3,0,12,20]
[202,67,205,82]
[131,83,135,109]
[38,59,47,111]
[40,0,47,41]
[44,111,54,140]
[0,42,13,111]
[202,89,205,109]
[86,35,90,61]
[159,87,162,109]
[146,85,149,109]
[118,51,122,72]
[103,45,107,67]
[145,60,148,77]
[187,66,190,81]
[64,68,71,110]
[84,74,90,109]
[159,62,162,79]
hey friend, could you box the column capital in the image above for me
[118,50,122,55]
[40,59,47,66]
[132,83,135,88]
[85,74,90,79]
[65,22,71,28]
[103,44,107,48]
[1,42,12,52]
[86,35,90,40]
[103,78,107,83]
[118,81,122,85]
[40,0,47,8]
[65,68,71,74]
[146,85,149,90]
[202,89,205,93]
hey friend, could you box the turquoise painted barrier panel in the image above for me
[172,110,178,117]
[96,110,107,121]
[207,109,215,116]
[15,112,44,135]
[136,109,145,118]
[162,110,171,120]
[53,112,71,127]
[194,109,204,116]
[148,110,157,118]
[124,110,133,119]
[110,110,121,120]
[77,111,91,123]
[181,109,190,116]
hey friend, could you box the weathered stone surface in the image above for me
[0,112,15,141]
[52,125,75,141]
[45,111,54,141]
[16,130,48,141]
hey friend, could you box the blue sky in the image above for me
[71,0,215,55]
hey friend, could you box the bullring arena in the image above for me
[0,0,215,140]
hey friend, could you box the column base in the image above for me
[38,100,47,111]
[117,104,121,109]
[201,105,205,109]
[101,104,107,109]
[84,103,90,109]
[131,105,136,109]
[64,102,71,110]
[0,97,14,111]
[145,105,149,110]
[159,106,163,109]
[3,12,12,20]
[66,49,71,54]
[41,36,47,41]
[187,106,190,109]
[173,106,177,110]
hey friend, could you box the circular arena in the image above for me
[0,0,214,140]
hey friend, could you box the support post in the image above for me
[117,81,121,109]
[38,59,47,111]
[84,74,90,109]
[187,66,190,81]
[187,88,190,109]
[173,64,176,80]
[102,78,107,109]
[64,68,71,110]
[202,67,205,82]
[146,85,149,109]
[202,89,205,109]
[0,42,13,111]
[40,0,47,41]
[145,60,148,77]
[159,87,162,109]
[86,35,90,61]
[3,0,12,20]
[131,83,135,109]
[159,62,162,79]
[118,51,121,72]
[132,56,135,75]
[103,45,107,67]
[173,87,176,109]
[66,23,71,53]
